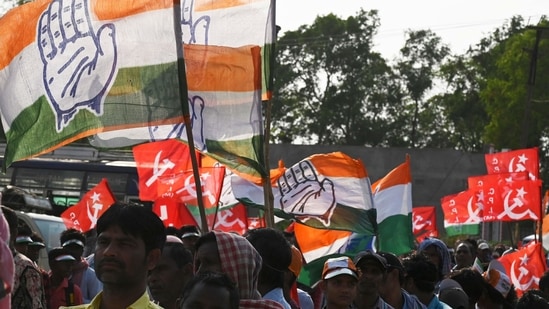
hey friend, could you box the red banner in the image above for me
[498,242,547,297]
[133,140,196,201]
[212,203,250,235]
[467,172,529,221]
[441,190,482,225]
[485,147,539,180]
[152,197,197,228]
[61,179,116,232]
[412,206,438,242]
[494,179,542,221]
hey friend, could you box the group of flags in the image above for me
[440,147,542,236]
[2,0,549,297]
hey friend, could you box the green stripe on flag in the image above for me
[378,213,415,255]
[204,135,265,178]
[445,223,480,236]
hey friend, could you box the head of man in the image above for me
[180,225,201,254]
[148,241,193,309]
[178,271,239,309]
[26,232,46,263]
[353,250,388,296]
[60,228,86,260]
[94,202,166,290]
[377,251,405,297]
[320,256,358,309]
[48,247,76,279]
[454,241,475,269]
[14,230,33,255]
[402,254,438,300]
[245,228,292,295]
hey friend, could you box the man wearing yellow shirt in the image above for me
[62,202,166,309]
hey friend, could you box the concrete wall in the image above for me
[267,144,488,235]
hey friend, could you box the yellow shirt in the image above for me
[60,291,163,309]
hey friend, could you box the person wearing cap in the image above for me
[477,242,492,265]
[61,202,167,309]
[353,250,394,309]
[60,228,103,303]
[147,239,194,309]
[401,254,450,309]
[437,279,469,309]
[320,256,358,309]
[246,227,293,309]
[477,260,517,309]
[14,226,33,255]
[46,247,83,308]
[27,232,46,265]
[377,252,425,309]
[179,225,201,255]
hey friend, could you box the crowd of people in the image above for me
[1,203,549,309]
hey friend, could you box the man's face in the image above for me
[95,225,157,286]
[455,243,473,267]
[356,259,385,295]
[195,241,222,273]
[180,282,232,309]
[51,260,74,278]
[26,245,43,262]
[148,248,191,307]
[422,246,441,270]
[322,275,357,308]
[64,244,84,260]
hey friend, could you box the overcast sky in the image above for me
[276,0,548,59]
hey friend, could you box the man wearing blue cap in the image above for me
[353,251,394,309]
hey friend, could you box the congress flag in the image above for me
[372,156,415,255]
[61,178,116,233]
[232,152,377,234]
[0,0,185,169]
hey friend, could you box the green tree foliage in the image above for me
[272,9,400,146]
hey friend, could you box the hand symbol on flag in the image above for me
[38,0,117,132]
[181,0,211,44]
[278,161,336,226]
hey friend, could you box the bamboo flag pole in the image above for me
[173,1,209,233]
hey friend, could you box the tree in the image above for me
[393,30,451,148]
[272,9,399,146]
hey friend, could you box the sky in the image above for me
[276,0,548,59]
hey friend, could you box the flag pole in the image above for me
[172,0,209,233]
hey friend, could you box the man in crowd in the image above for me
[2,205,46,308]
[148,238,194,309]
[60,228,103,303]
[320,256,358,309]
[61,202,166,309]
[402,254,451,309]
[353,250,394,309]
[452,240,476,271]
[46,247,83,308]
[178,271,239,309]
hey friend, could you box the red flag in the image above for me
[158,167,226,229]
[212,203,249,235]
[495,179,542,221]
[441,190,482,225]
[498,242,547,297]
[133,140,195,201]
[467,172,529,222]
[61,179,116,233]
[412,206,438,242]
[247,216,266,230]
[152,197,197,228]
[485,147,539,180]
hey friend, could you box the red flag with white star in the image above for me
[493,179,542,221]
[412,206,438,242]
[485,147,539,180]
[60,178,116,232]
[498,242,547,297]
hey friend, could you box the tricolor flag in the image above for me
[232,152,377,234]
[91,0,275,179]
[372,156,415,255]
[0,0,185,169]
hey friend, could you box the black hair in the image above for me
[449,268,486,304]
[402,254,437,293]
[164,242,193,269]
[194,231,217,252]
[378,251,405,286]
[60,228,86,245]
[245,228,292,288]
[179,271,239,309]
[96,202,166,253]
[516,290,549,308]
[166,226,182,238]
